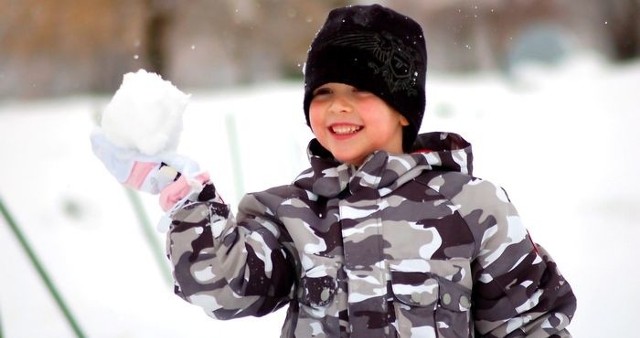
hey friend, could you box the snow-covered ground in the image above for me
[1,53,638,337]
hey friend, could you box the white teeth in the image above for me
[331,125,361,134]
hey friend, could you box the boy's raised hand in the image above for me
[90,129,208,211]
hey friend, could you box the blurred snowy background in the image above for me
[1,0,639,337]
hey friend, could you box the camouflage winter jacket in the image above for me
[166,132,576,337]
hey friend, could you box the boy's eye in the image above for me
[352,86,371,93]
[313,87,332,96]
[353,88,373,95]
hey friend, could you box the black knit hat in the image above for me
[303,4,427,151]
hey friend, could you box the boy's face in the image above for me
[309,82,408,166]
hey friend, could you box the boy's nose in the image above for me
[328,94,353,114]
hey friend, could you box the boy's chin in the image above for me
[333,153,367,167]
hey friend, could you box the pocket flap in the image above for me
[390,274,439,308]
[389,258,472,311]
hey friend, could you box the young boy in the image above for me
[92,4,576,337]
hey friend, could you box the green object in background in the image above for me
[0,196,87,338]
[123,188,173,287]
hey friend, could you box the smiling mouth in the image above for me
[330,125,362,135]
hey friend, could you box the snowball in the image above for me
[100,69,190,155]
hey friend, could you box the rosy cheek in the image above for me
[356,100,376,115]
[308,106,324,133]
[357,98,386,122]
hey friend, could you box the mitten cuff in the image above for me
[159,172,210,211]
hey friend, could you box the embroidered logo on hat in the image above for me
[326,31,421,97]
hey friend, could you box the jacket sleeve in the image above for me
[165,182,296,320]
[452,178,576,337]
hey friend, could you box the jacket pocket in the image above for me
[297,256,340,312]
[389,258,472,337]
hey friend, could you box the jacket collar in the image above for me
[294,132,473,198]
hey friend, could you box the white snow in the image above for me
[100,69,191,155]
[1,53,639,337]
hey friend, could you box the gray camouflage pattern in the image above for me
[166,132,576,337]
